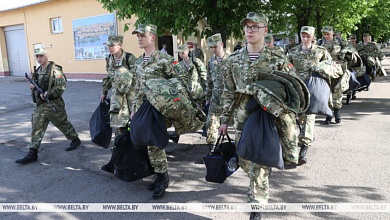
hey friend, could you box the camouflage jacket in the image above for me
[220,46,296,124]
[359,41,385,64]
[205,53,229,113]
[32,61,66,104]
[190,49,205,63]
[285,44,297,55]
[288,44,331,80]
[102,51,136,127]
[318,38,343,60]
[178,58,207,100]
[132,50,184,112]
[269,46,285,57]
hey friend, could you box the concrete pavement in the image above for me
[1,50,390,220]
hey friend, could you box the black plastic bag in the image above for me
[237,107,284,170]
[304,73,333,116]
[113,130,155,182]
[89,100,112,149]
[203,134,239,183]
[130,100,169,149]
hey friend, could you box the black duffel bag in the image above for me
[130,100,169,149]
[203,134,239,183]
[113,130,155,182]
[89,99,112,149]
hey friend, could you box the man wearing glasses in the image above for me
[219,12,298,220]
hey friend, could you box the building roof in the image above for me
[0,0,48,12]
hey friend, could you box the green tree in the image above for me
[97,0,388,43]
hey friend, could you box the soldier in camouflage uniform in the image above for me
[130,23,183,199]
[284,35,297,55]
[16,48,81,164]
[177,44,207,108]
[190,43,205,63]
[347,34,361,101]
[318,26,347,124]
[99,35,136,173]
[288,26,332,164]
[359,33,385,83]
[218,12,297,220]
[264,34,285,56]
[205,33,229,146]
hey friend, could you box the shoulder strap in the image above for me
[125,52,131,68]
[47,62,55,92]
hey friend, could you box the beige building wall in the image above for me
[0,0,240,78]
[0,0,144,79]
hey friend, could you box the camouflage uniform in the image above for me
[132,26,184,173]
[220,12,297,204]
[205,34,230,145]
[102,35,136,136]
[29,49,79,150]
[177,44,207,108]
[288,26,332,148]
[190,47,205,63]
[318,26,346,110]
[285,36,297,55]
[358,34,385,79]
[265,34,285,56]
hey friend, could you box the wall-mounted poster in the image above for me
[73,13,116,60]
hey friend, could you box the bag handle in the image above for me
[211,133,233,153]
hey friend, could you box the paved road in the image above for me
[1,50,390,220]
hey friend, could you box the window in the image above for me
[51,17,63,33]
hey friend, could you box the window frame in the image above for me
[50,17,63,34]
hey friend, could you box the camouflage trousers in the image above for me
[275,112,299,164]
[329,90,343,109]
[206,111,221,145]
[29,98,78,150]
[147,146,167,173]
[297,113,316,147]
[238,156,270,204]
[146,117,171,173]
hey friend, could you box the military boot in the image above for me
[298,145,308,165]
[152,172,169,199]
[15,148,38,164]
[324,115,332,125]
[346,94,351,105]
[66,137,81,151]
[168,133,180,144]
[352,91,357,100]
[147,174,158,191]
[334,108,341,123]
[249,212,262,220]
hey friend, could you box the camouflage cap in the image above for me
[349,34,357,39]
[321,26,333,33]
[105,35,123,46]
[363,33,371,37]
[177,44,189,53]
[207,33,222,47]
[240,12,268,26]
[34,48,47,56]
[300,26,315,35]
[132,24,157,35]
[264,34,273,43]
